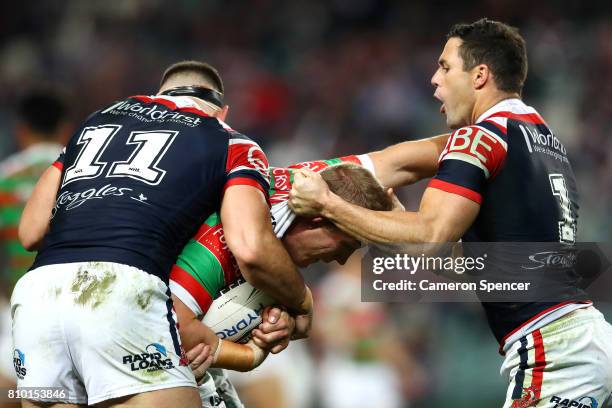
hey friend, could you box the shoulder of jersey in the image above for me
[476,102,548,135]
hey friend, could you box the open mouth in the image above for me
[434,93,445,114]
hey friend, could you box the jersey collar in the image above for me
[476,98,524,123]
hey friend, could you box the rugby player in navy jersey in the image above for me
[13,61,313,408]
[290,19,612,407]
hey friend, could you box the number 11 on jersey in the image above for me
[63,124,177,187]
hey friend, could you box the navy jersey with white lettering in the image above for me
[428,98,589,346]
[32,95,270,283]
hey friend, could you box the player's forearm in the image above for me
[212,340,267,372]
[236,231,309,314]
[368,134,449,188]
[177,315,222,351]
[180,321,266,372]
[174,299,266,371]
[320,192,440,244]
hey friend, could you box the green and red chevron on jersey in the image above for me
[170,213,240,317]
[268,156,362,205]
[169,155,366,317]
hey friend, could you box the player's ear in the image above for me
[302,216,324,229]
[311,216,325,224]
[310,216,333,229]
[473,64,489,90]
[217,105,229,122]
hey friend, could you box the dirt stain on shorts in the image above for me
[136,291,153,311]
[71,264,117,309]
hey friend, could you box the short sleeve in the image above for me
[224,133,270,201]
[268,155,367,205]
[170,214,241,317]
[52,147,66,171]
[428,124,508,204]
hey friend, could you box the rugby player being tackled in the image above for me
[170,157,394,408]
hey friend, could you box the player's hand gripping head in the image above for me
[286,163,393,266]
[289,169,330,217]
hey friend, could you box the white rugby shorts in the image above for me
[11,262,196,405]
[502,306,612,408]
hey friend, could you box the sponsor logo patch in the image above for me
[550,395,598,408]
[13,349,26,379]
[511,386,540,408]
[122,343,175,372]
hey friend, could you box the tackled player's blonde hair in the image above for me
[320,163,393,212]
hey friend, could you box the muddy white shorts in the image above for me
[501,306,612,408]
[11,262,196,405]
[199,368,244,408]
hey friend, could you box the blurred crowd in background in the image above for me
[0,1,610,407]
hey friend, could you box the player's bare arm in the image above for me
[367,133,450,188]
[183,343,213,385]
[18,165,62,251]
[174,294,267,373]
[173,294,294,373]
[290,169,479,244]
[221,184,314,322]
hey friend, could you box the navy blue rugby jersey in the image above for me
[32,95,270,283]
[428,98,590,345]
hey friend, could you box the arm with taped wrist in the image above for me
[212,339,268,372]
[173,293,269,372]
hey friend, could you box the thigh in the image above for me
[22,401,85,408]
[93,386,201,408]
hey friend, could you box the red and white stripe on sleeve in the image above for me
[224,135,270,200]
[429,125,508,204]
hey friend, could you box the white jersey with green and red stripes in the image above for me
[169,154,373,317]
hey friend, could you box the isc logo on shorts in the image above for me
[13,349,27,379]
[122,343,175,372]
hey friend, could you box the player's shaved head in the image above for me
[159,60,224,94]
[320,163,393,212]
